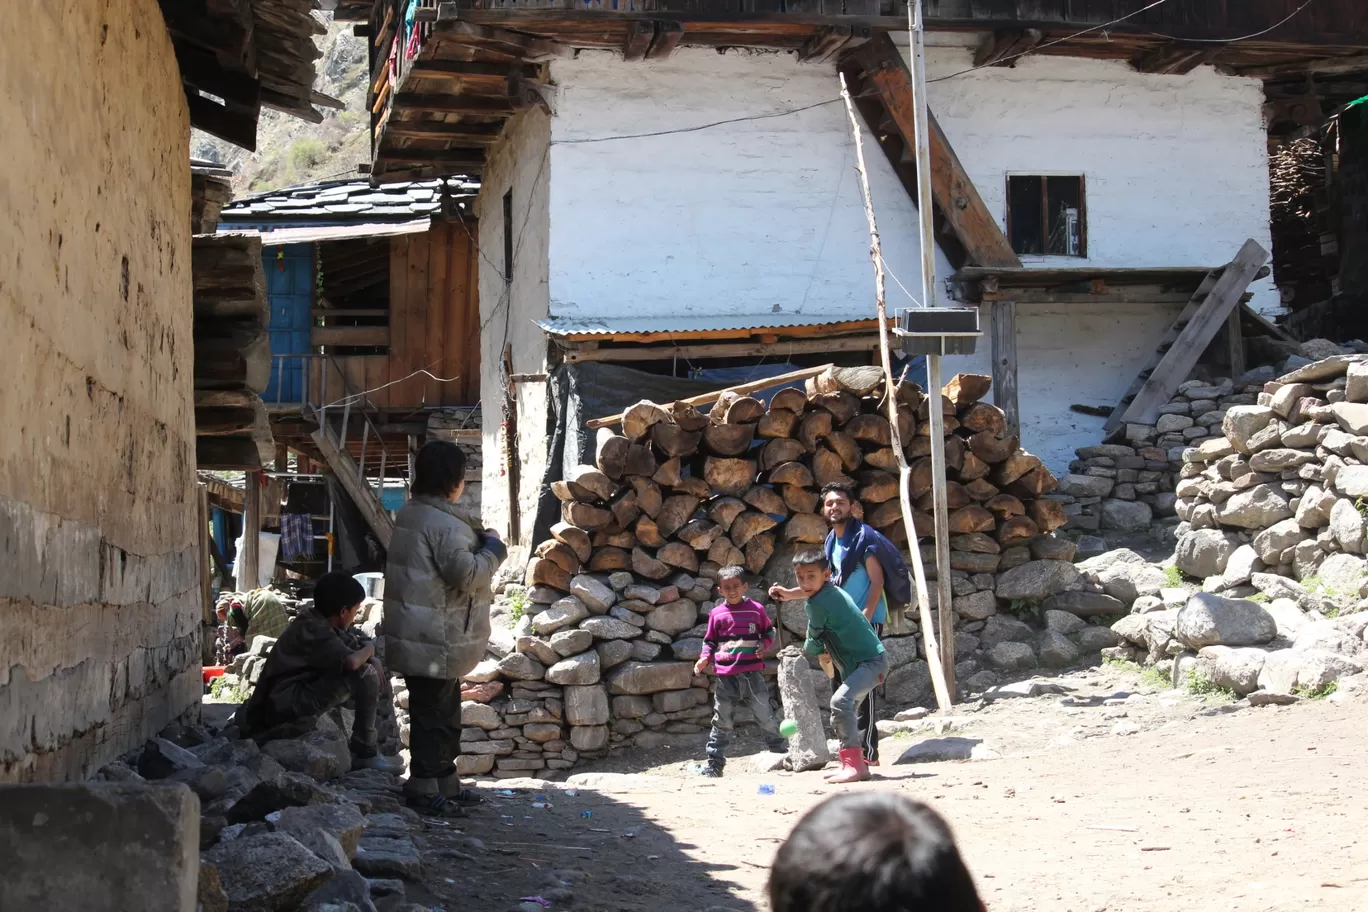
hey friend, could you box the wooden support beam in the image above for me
[393,92,516,115]
[311,325,391,348]
[376,149,489,169]
[185,91,258,152]
[798,25,850,63]
[312,427,395,548]
[241,471,262,589]
[972,28,1042,68]
[623,19,653,62]
[1119,239,1269,427]
[1235,53,1368,79]
[410,60,542,80]
[382,122,503,143]
[645,20,684,60]
[989,301,1019,438]
[1225,307,1246,379]
[561,335,882,363]
[1131,42,1217,76]
[434,16,573,61]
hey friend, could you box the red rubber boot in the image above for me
[826,747,870,784]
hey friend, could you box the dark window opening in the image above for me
[1007,175,1086,257]
[502,189,514,284]
[315,237,390,356]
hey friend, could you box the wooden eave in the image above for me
[949,265,1275,306]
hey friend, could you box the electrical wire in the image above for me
[322,367,461,409]
[1132,0,1317,44]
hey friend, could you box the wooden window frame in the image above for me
[1005,173,1088,259]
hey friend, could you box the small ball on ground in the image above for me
[779,719,798,739]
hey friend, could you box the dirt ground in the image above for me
[401,663,1368,912]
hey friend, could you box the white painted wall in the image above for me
[918,45,1277,314]
[476,107,552,551]
[547,49,951,322]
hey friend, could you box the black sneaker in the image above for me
[405,793,468,818]
[695,763,723,778]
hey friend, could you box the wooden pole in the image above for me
[839,73,952,713]
[586,363,836,429]
[241,471,261,591]
[909,0,956,702]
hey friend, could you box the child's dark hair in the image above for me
[768,794,982,912]
[411,440,467,499]
[791,549,829,570]
[820,482,856,503]
[717,565,746,583]
[313,572,367,618]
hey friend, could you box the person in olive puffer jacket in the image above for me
[383,440,506,816]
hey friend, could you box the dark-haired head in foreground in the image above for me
[769,793,983,912]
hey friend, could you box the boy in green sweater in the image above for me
[770,550,889,783]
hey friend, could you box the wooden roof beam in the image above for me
[973,29,1042,68]
[434,11,573,61]
[383,121,505,143]
[1131,42,1218,76]
[1234,53,1368,79]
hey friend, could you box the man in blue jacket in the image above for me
[820,483,892,766]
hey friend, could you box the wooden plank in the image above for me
[399,230,431,407]
[973,28,1042,67]
[1226,306,1246,379]
[425,221,451,405]
[622,18,654,61]
[587,363,835,429]
[1241,301,1300,344]
[383,122,504,143]
[311,326,391,347]
[989,300,1020,438]
[313,307,390,318]
[797,24,850,63]
[448,219,479,404]
[312,428,395,548]
[981,291,1198,305]
[241,471,261,589]
[645,20,684,59]
[1119,239,1269,427]
[562,335,882,363]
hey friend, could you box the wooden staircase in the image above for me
[309,385,397,550]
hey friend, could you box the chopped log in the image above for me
[593,528,637,550]
[632,547,672,580]
[810,391,860,425]
[652,423,702,458]
[536,539,581,576]
[866,500,903,529]
[1028,499,1068,532]
[623,401,670,440]
[947,505,996,534]
[905,437,932,459]
[721,395,765,424]
[562,501,612,530]
[783,485,820,514]
[675,476,713,499]
[745,533,775,574]
[708,536,745,568]
[657,494,702,537]
[799,410,833,451]
[757,409,800,439]
[658,541,701,572]
[943,373,992,409]
[963,478,1000,502]
[895,404,915,442]
[589,547,633,572]
[958,402,1007,436]
[917,394,955,420]
[997,516,1040,546]
[550,522,592,563]
[770,388,810,413]
[629,475,663,518]
[968,431,1019,464]
[653,457,682,487]
[769,461,814,487]
[916,482,969,511]
[707,496,749,529]
[677,519,723,550]
[811,447,853,488]
[596,433,631,479]
[857,471,899,504]
[743,485,789,517]
[784,512,829,544]
[623,444,658,478]
[990,453,1042,486]
[670,401,710,432]
[526,557,572,591]
[911,510,934,537]
[943,435,966,473]
[909,457,934,499]
[844,414,892,447]
[950,532,1000,554]
[915,416,961,435]
[703,457,757,497]
[985,494,1026,518]
[634,515,666,548]
[761,438,805,471]
[1006,467,1059,499]
[884,522,908,545]
[825,430,863,472]
[567,465,616,501]
[864,448,897,475]
[812,364,884,397]
[957,451,990,481]
[611,489,640,528]
[894,379,925,411]
[730,511,779,547]
[704,422,756,456]
[549,480,581,503]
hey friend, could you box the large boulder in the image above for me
[1252,519,1308,564]
[579,616,641,640]
[1259,647,1363,694]
[645,599,698,636]
[1195,645,1268,696]
[883,659,932,706]
[1037,630,1080,668]
[1101,499,1153,532]
[1221,544,1262,587]
[1330,401,1368,435]
[570,576,617,613]
[985,641,1036,671]
[1263,598,1309,639]
[1058,474,1115,498]
[995,560,1080,601]
[545,650,602,686]
[564,684,610,726]
[531,597,590,636]
[979,614,1035,648]
[1216,485,1293,529]
[273,803,366,858]
[1175,529,1239,579]
[1334,465,1368,498]
[1041,590,1126,617]
[777,649,831,771]
[1175,593,1277,649]
[1292,619,1363,656]
[1329,499,1366,555]
[952,590,997,621]
[205,832,333,911]
[1222,405,1276,453]
[550,628,594,657]
[606,661,694,695]
[1315,552,1367,598]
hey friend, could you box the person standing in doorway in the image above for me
[384,440,506,817]
[819,483,890,767]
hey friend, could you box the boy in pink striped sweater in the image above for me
[693,565,787,777]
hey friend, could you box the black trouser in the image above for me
[831,622,883,762]
[405,676,463,781]
[277,662,380,755]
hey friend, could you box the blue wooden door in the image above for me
[264,243,314,404]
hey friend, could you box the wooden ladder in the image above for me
[1104,239,1271,435]
[307,363,397,549]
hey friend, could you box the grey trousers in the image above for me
[830,653,889,750]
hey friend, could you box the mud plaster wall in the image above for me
[476,107,552,552]
[0,1,200,781]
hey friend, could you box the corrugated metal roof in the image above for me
[217,220,433,246]
[537,313,880,337]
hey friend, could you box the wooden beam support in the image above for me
[241,471,262,589]
[383,122,504,143]
[410,60,542,80]
[1225,306,1246,379]
[312,427,395,548]
[312,326,391,348]
[973,28,1041,68]
[434,16,573,61]
[393,92,516,115]
[561,336,882,363]
[989,301,1019,439]
[623,19,654,62]
[645,20,684,60]
[798,25,851,64]
[1131,42,1217,76]
[185,90,258,152]
[1235,53,1368,79]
